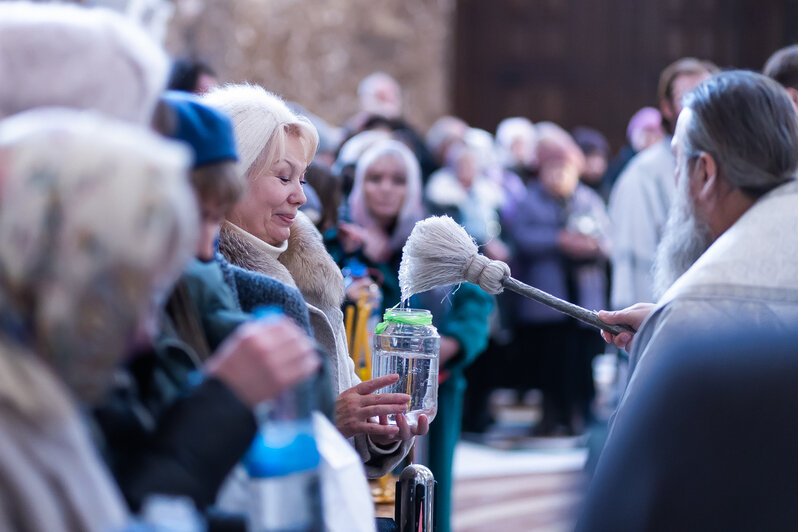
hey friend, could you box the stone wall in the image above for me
[165,0,455,132]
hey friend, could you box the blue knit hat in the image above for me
[161,90,238,168]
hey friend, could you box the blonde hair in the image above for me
[0,2,169,124]
[202,84,319,181]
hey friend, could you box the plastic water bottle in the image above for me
[372,308,440,427]
[342,259,383,323]
[243,307,323,532]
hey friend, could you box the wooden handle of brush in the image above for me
[502,276,636,336]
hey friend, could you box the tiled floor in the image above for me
[452,441,588,532]
[448,353,621,532]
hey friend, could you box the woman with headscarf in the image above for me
[0,108,198,531]
[205,85,423,477]
[342,138,493,532]
[331,138,425,310]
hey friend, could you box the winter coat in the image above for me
[0,343,129,532]
[95,254,334,514]
[505,180,610,324]
[94,314,258,512]
[218,212,412,477]
[615,180,798,434]
[425,168,504,245]
[607,139,675,308]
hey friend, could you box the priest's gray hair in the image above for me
[682,70,798,197]
[0,2,169,125]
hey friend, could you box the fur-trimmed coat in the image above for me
[218,212,411,477]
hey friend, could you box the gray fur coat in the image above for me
[218,212,411,477]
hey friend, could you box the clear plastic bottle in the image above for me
[242,307,323,532]
[372,308,440,426]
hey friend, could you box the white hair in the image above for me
[464,127,499,172]
[202,84,319,181]
[0,2,169,124]
[652,164,714,300]
[425,116,467,160]
[357,71,402,118]
[332,129,392,175]
[495,117,537,167]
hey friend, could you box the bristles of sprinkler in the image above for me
[399,216,510,300]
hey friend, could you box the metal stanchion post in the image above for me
[395,464,436,532]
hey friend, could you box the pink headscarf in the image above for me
[348,139,424,253]
[626,107,662,143]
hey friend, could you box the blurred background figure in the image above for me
[608,58,716,310]
[602,107,665,192]
[332,139,424,310]
[344,72,436,180]
[571,126,611,203]
[333,129,392,204]
[168,57,220,94]
[425,115,469,170]
[303,163,343,234]
[358,71,403,121]
[0,1,169,124]
[763,44,798,105]
[628,107,667,153]
[0,108,197,532]
[504,122,610,437]
[495,116,538,181]
[426,142,506,258]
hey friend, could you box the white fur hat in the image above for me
[0,2,169,124]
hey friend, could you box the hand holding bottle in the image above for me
[205,318,320,408]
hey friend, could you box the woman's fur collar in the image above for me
[219,212,344,311]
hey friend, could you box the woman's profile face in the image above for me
[230,134,308,245]
[363,154,407,227]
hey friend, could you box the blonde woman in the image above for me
[204,85,423,477]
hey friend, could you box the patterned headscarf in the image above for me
[0,108,198,404]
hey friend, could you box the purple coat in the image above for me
[505,181,610,324]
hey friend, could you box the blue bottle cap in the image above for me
[243,423,321,477]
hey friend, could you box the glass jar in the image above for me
[372,308,440,426]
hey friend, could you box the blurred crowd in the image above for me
[4,1,798,532]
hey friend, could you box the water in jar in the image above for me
[372,348,439,426]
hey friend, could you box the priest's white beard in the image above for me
[652,172,714,300]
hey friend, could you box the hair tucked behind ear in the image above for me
[682,71,798,198]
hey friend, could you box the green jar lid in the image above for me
[374,308,432,334]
